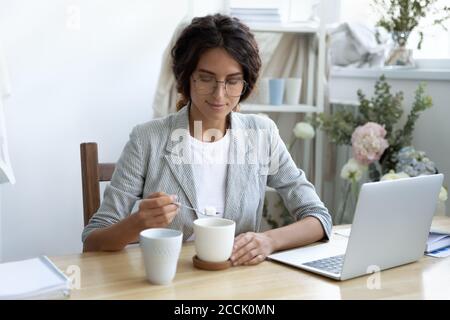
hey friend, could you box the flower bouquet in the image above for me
[310,75,447,223]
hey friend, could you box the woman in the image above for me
[82,14,332,266]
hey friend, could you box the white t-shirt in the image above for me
[186,129,230,241]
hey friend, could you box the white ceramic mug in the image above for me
[284,77,302,105]
[140,228,183,285]
[257,77,270,104]
[193,218,236,262]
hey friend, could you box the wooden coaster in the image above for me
[192,255,232,271]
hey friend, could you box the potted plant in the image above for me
[372,0,450,66]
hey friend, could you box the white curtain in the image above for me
[250,32,323,229]
[250,32,317,176]
[152,19,190,118]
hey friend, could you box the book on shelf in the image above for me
[230,8,281,24]
[229,0,280,9]
[0,256,71,300]
[232,15,281,23]
[230,8,280,15]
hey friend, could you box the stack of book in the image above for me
[230,7,281,24]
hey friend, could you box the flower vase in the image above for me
[335,181,359,225]
[385,31,415,67]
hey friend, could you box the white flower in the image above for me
[340,158,367,182]
[293,122,315,140]
[380,170,410,181]
[439,187,448,202]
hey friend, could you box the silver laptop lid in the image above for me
[340,174,443,280]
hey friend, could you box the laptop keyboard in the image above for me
[303,255,345,275]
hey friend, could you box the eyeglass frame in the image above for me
[191,75,248,97]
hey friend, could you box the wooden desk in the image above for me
[51,217,450,299]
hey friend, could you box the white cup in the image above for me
[284,77,302,105]
[256,77,270,104]
[140,228,183,285]
[193,218,236,262]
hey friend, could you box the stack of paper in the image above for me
[0,256,71,299]
[230,8,281,23]
[229,1,282,24]
[425,230,450,258]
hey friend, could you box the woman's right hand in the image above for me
[135,192,180,229]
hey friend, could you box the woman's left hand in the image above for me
[230,232,276,266]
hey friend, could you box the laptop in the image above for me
[268,174,444,281]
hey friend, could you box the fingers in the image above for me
[140,203,179,220]
[231,233,258,266]
[147,192,167,199]
[233,232,247,243]
[146,204,179,216]
[243,254,266,266]
[137,192,180,228]
[232,244,259,265]
[140,194,177,210]
[139,205,179,228]
[231,232,271,266]
[233,232,252,250]
[151,209,179,227]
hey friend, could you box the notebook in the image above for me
[426,230,450,253]
[0,256,71,300]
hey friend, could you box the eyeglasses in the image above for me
[192,75,247,97]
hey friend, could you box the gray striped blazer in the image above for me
[82,105,332,243]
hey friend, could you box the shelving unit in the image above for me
[246,21,320,34]
[232,3,327,197]
[241,103,319,113]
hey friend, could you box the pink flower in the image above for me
[351,122,389,165]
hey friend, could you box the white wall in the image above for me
[330,75,450,216]
[0,0,224,262]
[0,191,2,259]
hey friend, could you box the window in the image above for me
[339,0,450,59]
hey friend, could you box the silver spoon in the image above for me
[173,202,220,216]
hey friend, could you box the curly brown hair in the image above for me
[171,14,261,111]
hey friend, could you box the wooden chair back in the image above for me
[80,143,115,226]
